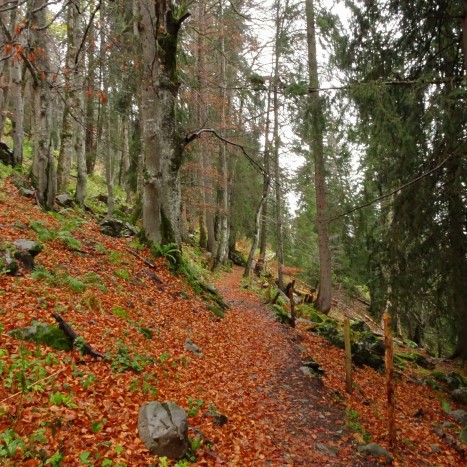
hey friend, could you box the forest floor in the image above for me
[0,174,465,466]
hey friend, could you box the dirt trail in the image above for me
[209,266,372,466]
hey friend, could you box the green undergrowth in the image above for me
[32,266,107,294]
[84,173,132,220]
[30,220,82,250]
[151,242,229,318]
[9,323,72,351]
[0,344,59,395]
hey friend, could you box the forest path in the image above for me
[211,266,372,466]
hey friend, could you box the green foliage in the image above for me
[138,327,153,339]
[91,418,107,433]
[114,268,131,280]
[49,391,77,408]
[112,307,129,319]
[81,271,107,292]
[111,344,146,373]
[187,397,204,417]
[55,230,82,249]
[45,451,65,466]
[284,81,308,96]
[73,336,87,355]
[9,323,72,352]
[0,428,26,459]
[0,161,16,185]
[206,304,224,318]
[151,242,181,268]
[29,221,81,249]
[441,400,451,413]
[66,276,86,293]
[81,372,97,389]
[346,409,371,443]
[32,266,106,295]
[0,427,49,463]
[158,352,171,364]
[0,346,58,394]
[108,250,123,265]
[79,451,94,465]
[127,238,144,251]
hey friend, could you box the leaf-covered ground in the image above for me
[0,176,465,465]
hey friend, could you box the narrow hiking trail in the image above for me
[208,266,370,466]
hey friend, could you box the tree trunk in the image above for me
[214,0,229,267]
[305,0,332,314]
[462,0,467,72]
[255,84,273,276]
[244,174,270,278]
[85,8,96,175]
[446,152,467,363]
[57,0,78,193]
[30,0,56,209]
[120,116,131,201]
[10,2,23,166]
[273,8,285,290]
[196,1,208,250]
[139,0,188,246]
[74,2,86,207]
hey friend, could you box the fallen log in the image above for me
[51,313,107,359]
[127,249,159,272]
[144,269,164,285]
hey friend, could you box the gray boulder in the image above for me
[13,239,42,257]
[358,443,393,463]
[12,239,42,271]
[138,401,188,459]
[449,410,467,425]
[56,194,74,207]
[0,250,18,275]
[99,219,137,238]
[185,338,203,357]
[452,387,467,405]
[316,443,338,457]
[18,187,35,197]
[9,322,72,351]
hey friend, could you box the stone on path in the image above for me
[358,443,393,463]
[185,338,203,356]
[138,401,188,459]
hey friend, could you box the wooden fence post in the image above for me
[384,311,396,448]
[287,280,296,328]
[344,317,352,394]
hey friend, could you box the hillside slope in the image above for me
[0,175,465,466]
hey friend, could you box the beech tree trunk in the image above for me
[30,0,56,209]
[305,0,332,314]
[57,1,80,193]
[10,2,23,166]
[139,0,189,246]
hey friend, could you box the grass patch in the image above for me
[112,307,129,319]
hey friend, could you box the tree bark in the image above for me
[214,0,229,267]
[57,1,79,193]
[10,2,23,166]
[244,174,270,278]
[99,1,114,217]
[255,85,273,276]
[140,0,189,246]
[305,0,332,314]
[30,0,56,210]
[273,0,285,291]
